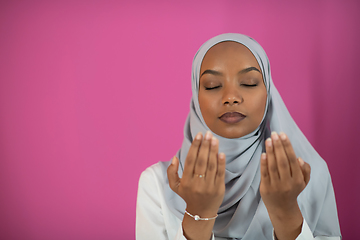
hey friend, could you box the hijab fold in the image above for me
[161,33,341,239]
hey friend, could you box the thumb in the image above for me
[167,156,180,193]
[298,157,311,186]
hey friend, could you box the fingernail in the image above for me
[298,157,305,166]
[271,131,279,140]
[261,153,267,160]
[211,137,217,146]
[205,131,212,140]
[172,156,176,165]
[279,132,286,140]
[266,138,272,147]
[219,152,225,159]
[195,132,202,140]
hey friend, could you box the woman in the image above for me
[136,33,341,240]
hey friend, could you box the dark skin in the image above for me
[167,42,311,240]
[198,41,267,139]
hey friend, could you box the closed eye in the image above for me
[205,86,221,90]
[241,84,257,87]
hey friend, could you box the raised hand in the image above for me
[260,132,311,240]
[167,131,226,240]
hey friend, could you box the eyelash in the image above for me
[204,83,258,90]
[241,84,258,87]
[205,86,221,90]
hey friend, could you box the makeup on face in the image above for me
[198,41,267,139]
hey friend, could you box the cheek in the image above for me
[198,95,218,123]
[254,92,267,119]
[247,90,267,121]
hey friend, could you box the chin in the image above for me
[216,130,245,139]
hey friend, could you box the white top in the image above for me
[136,162,340,240]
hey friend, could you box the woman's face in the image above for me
[199,41,267,139]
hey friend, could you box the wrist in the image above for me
[185,206,219,220]
[267,200,300,220]
[268,204,303,240]
[185,210,218,221]
[182,213,215,240]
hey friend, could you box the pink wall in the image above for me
[1,1,359,239]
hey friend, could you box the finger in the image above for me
[271,132,291,180]
[279,132,301,179]
[183,132,203,178]
[193,131,212,177]
[260,153,270,184]
[265,137,280,183]
[215,152,226,185]
[206,136,219,182]
[298,157,311,186]
[167,156,180,193]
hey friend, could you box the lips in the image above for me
[219,112,245,124]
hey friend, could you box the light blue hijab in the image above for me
[161,33,341,239]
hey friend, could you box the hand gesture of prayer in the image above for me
[260,132,311,240]
[136,34,341,240]
[167,131,226,240]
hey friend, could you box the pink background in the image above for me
[1,0,359,239]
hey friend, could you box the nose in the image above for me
[222,87,243,105]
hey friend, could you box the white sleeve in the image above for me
[174,225,215,240]
[136,167,187,240]
[272,218,341,240]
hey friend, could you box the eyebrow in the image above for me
[200,67,261,78]
[239,67,261,74]
[200,69,223,77]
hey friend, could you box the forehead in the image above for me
[201,41,260,70]
[206,41,248,53]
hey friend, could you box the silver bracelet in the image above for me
[184,210,218,221]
